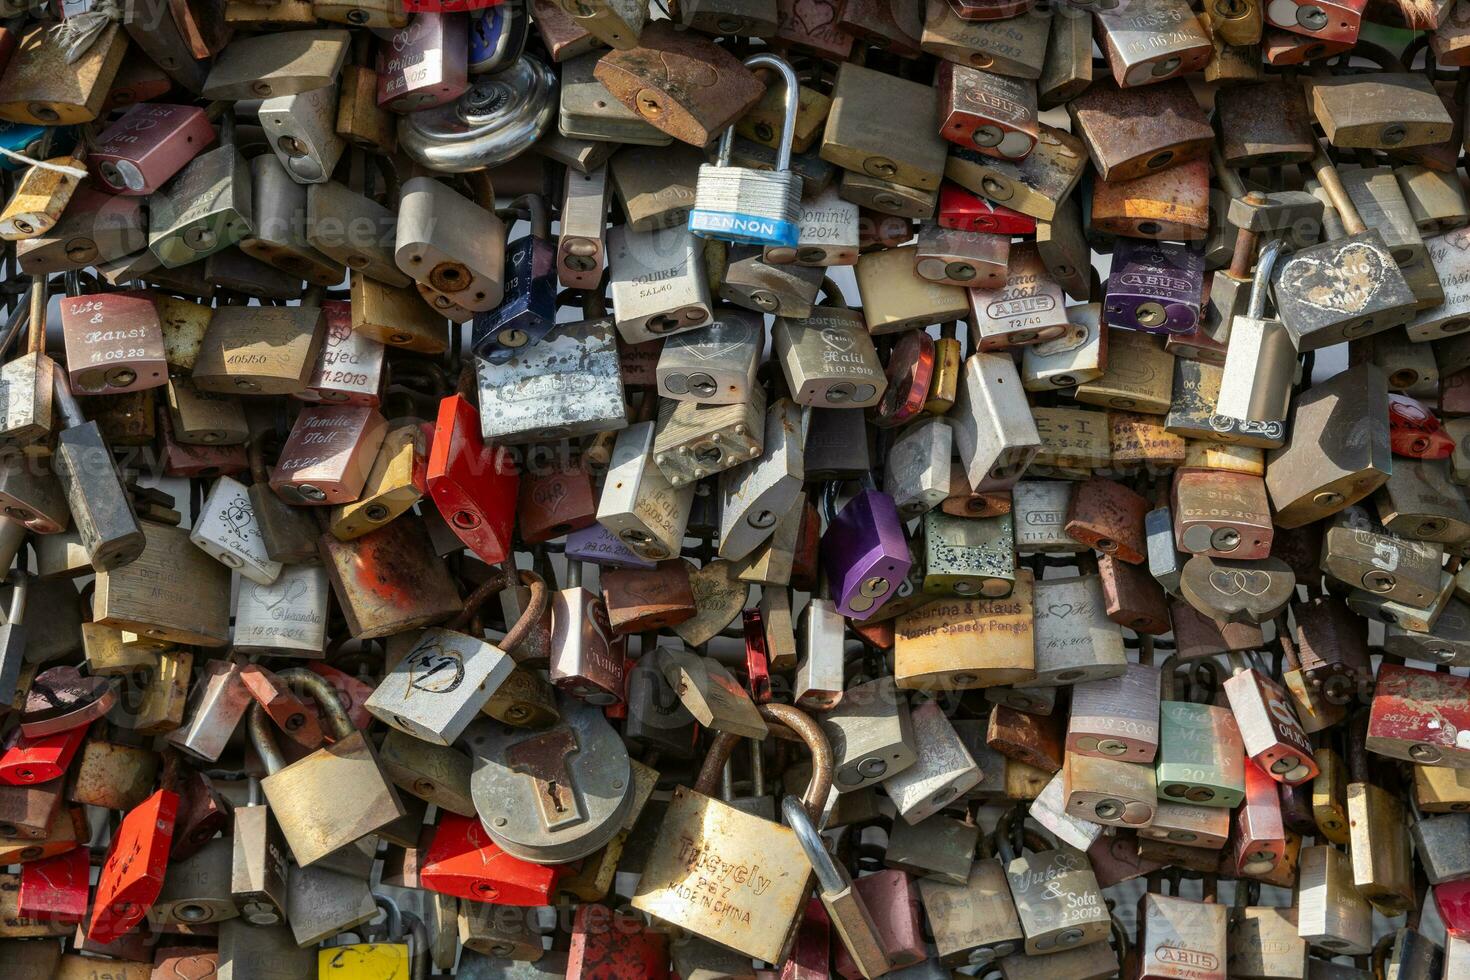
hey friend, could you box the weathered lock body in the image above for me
[189,475,282,586]
[895,569,1034,691]
[1171,469,1273,561]
[270,405,387,508]
[1297,843,1372,955]
[652,390,765,488]
[1021,303,1104,391]
[236,155,344,286]
[193,302,325,396]
[1266,364,1392,528]
[1225,667,1318,786]
[1157,692,1245,809]
[1075,326,1174,414]
[1376,456,1470,544]
[91,103,215,197]
[147,133,253,269]
[1019,575,1127,687]
[1065,477,1149,563]
[253,669,405,868]
[937,61,1038,160]
[922,508,1013,599]
[772,305,884,409]
[395,176,506,323]
[1409,226,1470,341]
[1066,663,1160,765]
[952,352,1041,491]
[1231,757,1291,880]
[967,242,1069,350]
[1323,506,1446,608]
[1368,663,1470,767]
[885,418,952,519]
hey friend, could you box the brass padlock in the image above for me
[0,24,128,125]
[920,0,1050,79]
[192,295,326,395]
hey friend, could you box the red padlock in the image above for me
[743,608,772,704]
[428,393,519,565]
[1437,878,1470,936]
[87,788,178,942]
[420,812,566,906]
[91,102,216,196]
[1388,394,1455,459]
[158,407,249,479]
[567,903,670,979]
[783,897,831,980]
[18,847,89,922]
[937,182,1037,236]
[874,331,936,429]
[0,727,86,785]
[518,454,598,544]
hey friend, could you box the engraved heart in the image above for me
[160,955,218,980]
[1277,241,1388,315]
[1045,602,1074,619]
[790,0,836,34]
[820,327,855,353]
[1208,569,1271,597]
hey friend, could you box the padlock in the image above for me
[593,19,763,144]
[0,135,86,243]
[1021,303,1105,391]
[251,667,405,866]
[466,694,634,863]
[1367,662,1470,767]
[885,418,952,520]
[166,657,250,762]
[1091,156,1210,242]
[56,282,170,399]
[690,53,803,250]
[852,244,968,334]
[376,13,469,112]
[717,396,803,561]
[256,79,345,186]
[472,194,560,360]
[1155,660,1246,809]
[602,561,696,634]
[608,221,714,343]
[939,182,1038,236]
[1134,874,1228,980]
[989,701,1064,775]
[597,421,695,563]
[517,455,596,546]
[1090,0,1213,85]
[1375,456,1470,543]
[1104,237,1206,335]
[652,387,766,487]
[388,174,503,320]
[186,475,282,586]
[765,185,859,267]
[0,22,126,125]
[193,294,325,395]
[427,390,519,564]
[966,242,1068,349]
[1070,81,1212,184]
[1217,240,1297,424]
[1297,842,1373,954]
[17,846,87,924]
[995,807,1110,954]
[822,487,912,619]
[1272,145,1417,349]
[1223,661,1318,786]
[936,61,1038,163]
[1265,363,1392,528]
[1171,469,1274,561]
[1229,749,1292,880]
[794,594,846,709]
[146,111,253,268]
[921,508,1014,598]
[1064,477,1149,562]
[658,306,763,406]
[1020,574,1127,687]
[952,352,1041,492]
[721,246,826,318]
[547,561,624,704]
[557,49,668,145]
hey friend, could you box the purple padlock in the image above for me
[565,523,657,571]
[1104,237,1205,335]
[821,489,913,621]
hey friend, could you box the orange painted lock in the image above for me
[428,391,519,564]
[420,812,566,906]
[87,787,178,942]
[240,663,325,750]
[18,847,88,922]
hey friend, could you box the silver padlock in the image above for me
[259,83,345,185]
[597,420,695,563]
[689,52,803,252]
[233,564,330,657]
[558,164,612,290]
[608,221,714,343]
[718,396,805,561]
[952,352,1041,492]
[656,307,763,405]
[821,676,917,793]
[366,625,518,745]
[1218,238,1295,424]
[883,698,982,825]
[395,176,507,314]
[885,417,953,521]
[765,185,860,267]
[189,475,283,586]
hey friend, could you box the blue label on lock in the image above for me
[688,209,800,249]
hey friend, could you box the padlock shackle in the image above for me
[278,666,355,741]
[4,569,27,624]
[816,276,847,309]
[447,568,549,657]
[694,702,832,822]
[1247,237,1285,322]
[50,359,85,429]
[715,53,801,172]
[371,893,404,943]
[27,276,46,357]
[1307,143,1366,235]
[502,194,550,241]
[247,703,288,775]
[403,910,430,980]
[780,793,845,894]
